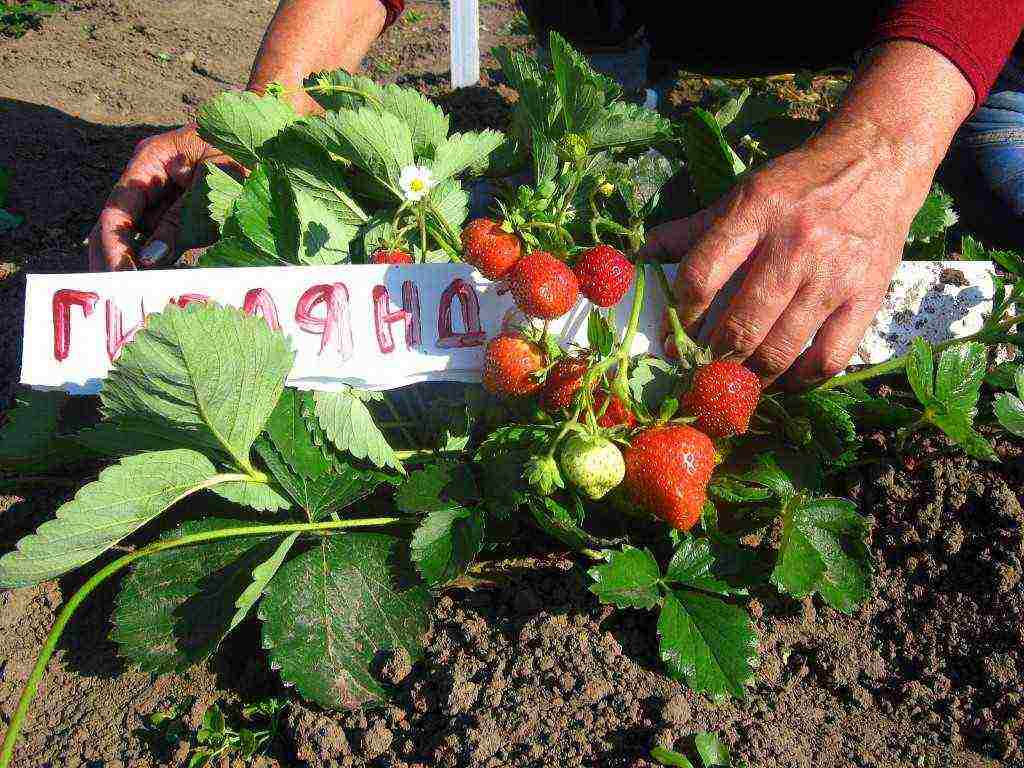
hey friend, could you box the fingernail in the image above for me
[138,240,168,266]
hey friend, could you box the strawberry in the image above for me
[461,218,522,279]
[482,333,545,396]
[594,391,636,429]
[623,425,715,531]
[509,251,579,320]
[371,248,413,264]
[560,434,625,500]
[540,358,590,411]
[682,360,761,438]
[574,245,635,307]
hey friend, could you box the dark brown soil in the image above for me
[2,2,1023,768]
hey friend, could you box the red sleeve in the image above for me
[379,0,404,29]
[872,1,1024,105]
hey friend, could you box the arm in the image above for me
[647,40,974,386]
[89,0,391,271]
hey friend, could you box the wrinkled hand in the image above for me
[88,124,232,271]
[645,121,935,387]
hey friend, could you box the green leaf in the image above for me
[395,462,480,513]
[313,389,405,474]
[110,518,285,672]
[994,392,1024,438]
[694,732,733,767]
[196,91,298,168]
[229,164,301,263]
[527,494,617,550]
[549,30,622,105]
[771,496,872,613]
[265,389,331,477]
[929,410,999,461]
[255,438,384,521]
[986,361,1021,392]
[430,131,504,182]
[426,178,470,238]
[742,454,795,501]
[203,162,244,228]
[0,449,219,587]
[629,357,677,418]
[0,389,64,470]
[617,153,677,218]
[907,185,957,244]
[707,477,772,504]
[196,237,281,268]
[260,533,432,709]
[934,341,987,413]
[320,108,414,193]
[101,304,294,473]
[263,124,370,227]
[681,109,744,207]
[664,536,744,596]
[410,506,485,585]
[587,309,615,357]
[303,70,450,157]
[650,746,695,768]
[588,546,661,609]
[230,531,299,632]
[905,337,935,407]
[658,589,757,699]
[0,208,23,233]
[211,479,291,513]
[589,101,672,150]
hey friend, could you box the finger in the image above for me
[671,200,762,329]
[784,297,881,388]
[641,205,719,263]
[138,195,186,268]
[97,183,150,270]
[705,241,801,361]
[746,281,841,384]
[87,223,106,272]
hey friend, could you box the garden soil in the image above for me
[1,2,1022,767]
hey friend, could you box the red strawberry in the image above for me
[482,333,545,396]
[623,425,715,531]
[461,218,522,279]
[509,251,579,320]
[594,391,637,429]
[540,358,590,411]
[371,248,413,264]
[682,360,761,438]
[574,245,635,307]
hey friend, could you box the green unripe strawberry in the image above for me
[559,434,625,501]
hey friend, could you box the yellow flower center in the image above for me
[409,178,424,192]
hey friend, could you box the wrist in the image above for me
[818,40,974,176]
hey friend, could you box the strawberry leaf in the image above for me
[429,130,505,182]
[664,536,747,596]
[0,449,220,587]
[680,108,744,207]
[771,496,872,614]
[905,337,936,407]
[313,389,405,474]
[589,101,672,151]
[110,517,286,672]
[650,746,695,767]
[934,341,987,414]
[410,505,486,585]
[203,162,244,228]
[211,479,291,513]
[588,545,661,609]
[657,589,757,700]
[994,391,1024,438]
[395,462,479,513]
[929,411,998,461]
[196,91,298,168]
[260,533,431,709]
[0,389,89,473]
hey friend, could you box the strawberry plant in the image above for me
[4,31,1024,766]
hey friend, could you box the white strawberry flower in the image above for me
[399,165,435,202]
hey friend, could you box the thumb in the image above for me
[137,195,185,268]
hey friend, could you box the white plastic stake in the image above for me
[450,0,480,88]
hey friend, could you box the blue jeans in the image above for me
[959,56,1024,219]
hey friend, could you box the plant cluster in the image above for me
[3,31,1024,766]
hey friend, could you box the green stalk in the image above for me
[812,316,1018,392]
[294,83,383,109]
[612,261,647,399]
[417,205,428,260]
[651,261,698,358]
[0,516,401,768]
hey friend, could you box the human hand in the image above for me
[646,120,938,387]
[87,123,234,271]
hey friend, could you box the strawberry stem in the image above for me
[651,261,698,358]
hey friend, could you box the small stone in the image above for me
[660,693,692,726]
[360,719,395,760]
[379,647,413,685]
